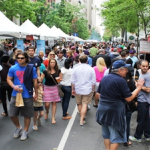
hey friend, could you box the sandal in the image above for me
[1,112,8,116]
[62,116,72,120]
[52,119,56,124]
[32,126,38,131]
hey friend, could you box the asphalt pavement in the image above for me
[0,98,149,150]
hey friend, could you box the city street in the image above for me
[0,98,149,150]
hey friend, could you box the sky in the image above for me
[95,0,106,36]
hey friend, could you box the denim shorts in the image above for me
[101,124,127,143]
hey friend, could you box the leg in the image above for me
[126,111,132,142]
[110,143,119,150]
[11,116,21,128]
[33,111,38,126]
[7,85,13,102]
[44,102,50,119]
[94,92,98,107]
[51,102,57,123]
[24,117,31,132]
[37,110,44,126]
[78,104,82,114]
[61,86,71,118]
[104,139,111,150]
[1,84,8,115]
[80,104,87,123]
[134,102,148,139]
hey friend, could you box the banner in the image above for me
[26,35,34,40]
[36,40,45,55]
[17,40,24,51]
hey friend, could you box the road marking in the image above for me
[57,105,78,150]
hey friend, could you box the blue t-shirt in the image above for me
[88,57,92,66]
[8,64,37,98]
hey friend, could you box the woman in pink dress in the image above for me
[93,57,107,107]
[41,58,62,124]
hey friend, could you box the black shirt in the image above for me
[92,54,111,68]
[43,69,61,86]
[28,57,41,68]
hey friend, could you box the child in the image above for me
[33,77,44,130]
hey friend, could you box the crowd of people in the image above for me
[0,40,149,150]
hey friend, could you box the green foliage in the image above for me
[0,0,89,39]
[100,0,150,39]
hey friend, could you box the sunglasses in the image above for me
[50,54,55,55]
[17,57,25,60]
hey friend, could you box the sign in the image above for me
[80,42,83,44]
[26,35,34,40]
[36,40,45,55]
[129,35,135,40]
[17,40,24,51]
[48,38,54,46]
[73,33,78,37]
[140,41,150,54]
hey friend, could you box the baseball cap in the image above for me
[129,50,135,54]
[112,60,130,69]
[71,46,76,50]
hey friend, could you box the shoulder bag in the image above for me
[50,74,64,98]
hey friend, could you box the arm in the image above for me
[71,83,75,96]
[33,78,38,101]
[125,79,144,102]
[37,67,40,78]
[141,86,150,93]
[41,73,45,81]
[7,75,20,92]
[59,72,62,81]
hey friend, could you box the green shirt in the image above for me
[89,47,98,57]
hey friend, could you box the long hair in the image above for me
[64,58,73,69]
[16,51,29,63]
[96,57,106,72]
[47,58,59,75]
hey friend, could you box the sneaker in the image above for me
[87,105,90,111]
[20,131,28,141]
[129,136,142,142]
[13,126,22,138]
[145,138,150,141]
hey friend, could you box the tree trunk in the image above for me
[144,25,147,39]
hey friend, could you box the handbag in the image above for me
[50,74,64,98]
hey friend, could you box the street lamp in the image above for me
[38,14,41,27]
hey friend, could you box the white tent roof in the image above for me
[71,36,84,41]
[38,23,57,38]
[49,26,60,37]
[57,28,70,38]
[0,11,25,38]
[20,19,39,36]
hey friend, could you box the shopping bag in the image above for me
[15,93,24,107]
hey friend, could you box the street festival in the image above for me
[0,0,150,150]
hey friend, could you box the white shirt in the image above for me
[71,63,96,95]
[60,67,72,86]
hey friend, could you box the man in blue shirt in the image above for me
[96,60,144,150]
[7,51,38,141]
[126,50,138,67]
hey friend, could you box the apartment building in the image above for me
[55,0,96,29]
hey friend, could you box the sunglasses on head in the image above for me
[17,57,25,60]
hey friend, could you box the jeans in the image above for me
[134,102,150,139]
[1,83,12,114]
[126,111,133,142]
[61,85,71,117]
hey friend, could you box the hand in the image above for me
[33,94,38,101]
[136,79,145,89]
[72,90,76,96]
[13,85,20,92]
[41,91,44,96]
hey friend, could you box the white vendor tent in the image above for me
[39,23,58,38]
[0,11,25,38]
[57,28,70,38]
[20,19,39,36]
[71,36,84,41]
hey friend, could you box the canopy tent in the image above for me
[49,26,61,38]
[71,36,84,42]
[0,11,25,38]
[39,23,58,38]
[57,28,70,38]
[20,19,39,36]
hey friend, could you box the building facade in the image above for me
[55,0,96,29]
